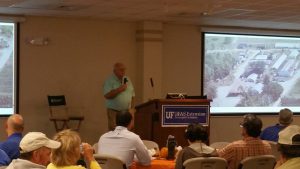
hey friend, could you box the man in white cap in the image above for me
[275,125,300,169]
[6,132,61,169]
[260,108,293,142]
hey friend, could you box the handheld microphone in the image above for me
[123,77,128,84]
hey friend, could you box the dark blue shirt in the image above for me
[260,124,286,142]
[0,133,22,160]
[0,149,10,166]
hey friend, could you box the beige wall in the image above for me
[1,16,138,143]
[1,16,299,145]
[162,24,201,95]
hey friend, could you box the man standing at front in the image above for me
[103,62,135,130]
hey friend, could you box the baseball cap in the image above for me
[20,132,61,153]
[278,125,300,145]
[279,108,293,125]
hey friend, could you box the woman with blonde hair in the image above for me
[47,129,101,169]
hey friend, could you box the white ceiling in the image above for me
[1,0,300,29]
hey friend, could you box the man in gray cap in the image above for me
[260,108,293,142]
[6,132,61,169]
[275,125,300,169]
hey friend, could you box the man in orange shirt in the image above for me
[218,114,272,169]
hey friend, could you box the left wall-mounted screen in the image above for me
[0,22,17,116]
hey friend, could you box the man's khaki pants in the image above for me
[107,108,119,131]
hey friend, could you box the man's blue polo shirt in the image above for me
[260,124,286,142]
[0,132,22,160]
[0,149,10,166]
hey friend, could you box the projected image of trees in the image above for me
[204,33,300,110]
[0,24,14,108]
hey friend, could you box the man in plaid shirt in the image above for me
[218,114,272,169]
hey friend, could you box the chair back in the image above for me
[210,142,230,150]
[238,155,276,169]
[47,95,68,119]
[94,154,126,169]
[142,140,159,150]
[183,157,227,169]
[48,95,67,106]
[267,141,280,160]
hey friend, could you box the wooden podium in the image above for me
[134,99,211,148]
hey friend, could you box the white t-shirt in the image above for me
[98,126,151,167]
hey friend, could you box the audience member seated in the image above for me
[260,108,293,142]
[175,123,217,169]
[98,111,151,167]
[218,114,272,169]
[275,125,300,169]
[47,129,101,169]
[6,132,61,169]
[0,114,24,160]
[0,149,10,166]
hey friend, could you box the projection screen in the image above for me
[0,21,17,116]
[203,32,300,114]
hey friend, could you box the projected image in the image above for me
[203,33,300,113]
[0,23,14,114]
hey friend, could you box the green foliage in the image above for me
[205,52,237,82]
[263,74,270,85]
[289,78,300,97]
[237,81,283,107]
[0,25,13,36]
[237,88,260,106]
[262,82,283,101]
[248,61,266,75]
[237,89,273,107]
[224,37,233,45]
[204,82,217,99]
[281,97,300,106]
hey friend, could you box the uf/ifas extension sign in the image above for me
[162,105,209,127]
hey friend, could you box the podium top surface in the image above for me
[135,99,212,109]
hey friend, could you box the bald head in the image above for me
[113,62,126,79]
[7,114,24,134]
[114,62,125,69]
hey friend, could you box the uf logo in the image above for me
[166,112,174,119]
